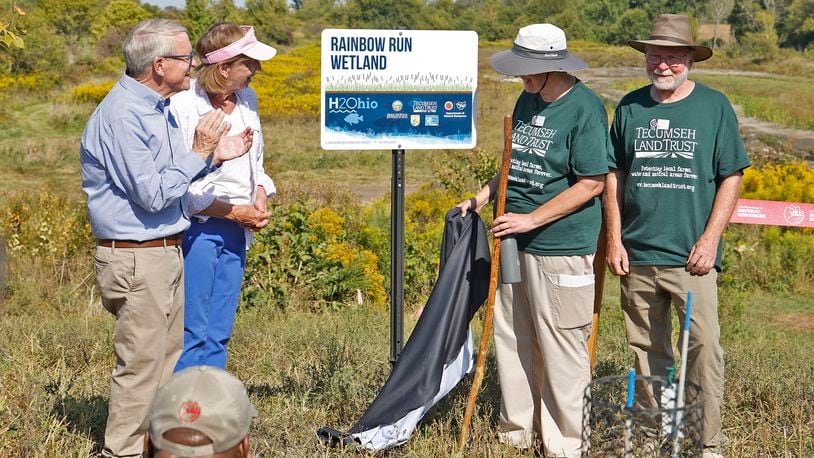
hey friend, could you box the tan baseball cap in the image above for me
[148,366,258,455]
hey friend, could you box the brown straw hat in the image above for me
[628,14,712,62]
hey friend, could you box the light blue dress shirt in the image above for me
[81,74,208,241]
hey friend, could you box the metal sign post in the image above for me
[320,29,478,365]
[389,149,405,363]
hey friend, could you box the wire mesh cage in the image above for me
[581,375,703,457]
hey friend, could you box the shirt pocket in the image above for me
[548,273,595,330]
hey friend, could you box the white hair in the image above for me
[123,19,188,78]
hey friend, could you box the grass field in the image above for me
[1,275,811,456]
[1,42,813,456]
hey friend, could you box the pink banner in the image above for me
[730,199,814,228]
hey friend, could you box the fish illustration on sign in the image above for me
[344,113,364,125]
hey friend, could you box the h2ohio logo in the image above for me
[328,96,379,112]
[328,96,379,126]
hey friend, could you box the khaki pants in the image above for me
[494,252,595,457]
[621,265,725,450]
[95,245,184,458]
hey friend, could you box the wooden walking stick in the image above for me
[458,114,513,449]
[587,219,608,368]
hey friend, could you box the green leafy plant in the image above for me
[722,161,814,292]
[431,147,499,197]
[0,3,26,50]
[242,196,385,310]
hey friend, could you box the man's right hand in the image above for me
[456,197,481,217]
[230,204,270,232]
[606,238,630,276]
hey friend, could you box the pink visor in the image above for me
[201,26,277,64]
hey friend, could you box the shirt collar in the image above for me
[191,79,215,116]
[119,73,170,113]
[191,79,249,116]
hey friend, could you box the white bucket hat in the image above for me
[490,24,587,76]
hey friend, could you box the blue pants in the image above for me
[175,217,246,371]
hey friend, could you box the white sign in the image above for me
[321,29,478,150]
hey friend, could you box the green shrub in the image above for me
[741,161,814,203]
[242,195,385,311]
[431,147,499,198]
[356,185,465,307]
[722,225,814,292]
[0,192,91,260]
[722,162,814,292]
[0,193,93,314]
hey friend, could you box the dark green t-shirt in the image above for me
[609,82,750,270]
[505,80,609,256]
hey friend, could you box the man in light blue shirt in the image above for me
[79,18,253,458]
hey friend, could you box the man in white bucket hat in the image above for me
[458,23,608,456]
[604,14,750,458]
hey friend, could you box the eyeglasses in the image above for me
[645,52,688,67]
[162,52,195,71]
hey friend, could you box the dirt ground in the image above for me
[773,312,814,332]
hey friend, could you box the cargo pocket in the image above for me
[550,273,594,330]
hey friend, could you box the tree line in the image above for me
[1,0,812,78]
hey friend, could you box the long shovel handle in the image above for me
[588,219,608,368]
[458,114,513,449]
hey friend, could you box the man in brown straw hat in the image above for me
[604,14,750,457]
[458,23,608,456]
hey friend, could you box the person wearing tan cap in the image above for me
[458,23,608,456]
[604,14,750,457]
[145,366,257,458]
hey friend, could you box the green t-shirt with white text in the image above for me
[505,80,609,256]
[609,82,750,270]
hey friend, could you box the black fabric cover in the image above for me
[347,207,491,433]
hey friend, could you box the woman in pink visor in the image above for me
[170,23,277,371]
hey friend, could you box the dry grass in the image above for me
[1,273,811,455]
[772,312,814,332]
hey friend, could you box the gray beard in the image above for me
[647,68,689,91]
